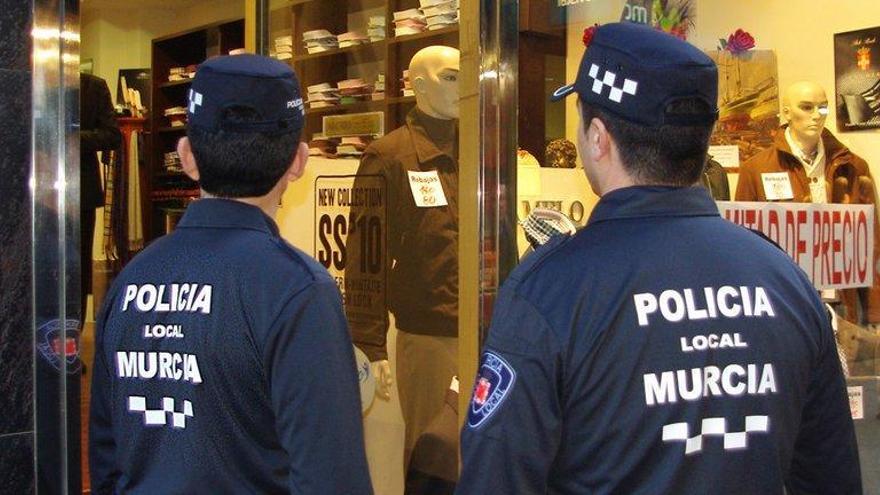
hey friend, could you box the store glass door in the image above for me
[30,0,512,492]
[267,1,485,492]
[512,1,880,491]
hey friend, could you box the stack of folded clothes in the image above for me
[401,70,414,97]
[421,0,459,30]
[163,106,187,127]
[393,8,427,37]
[336,135,375,158]
[273,35,293,60]
[368,16,386,42]
[163,151,183,173]
[308,133,340,158]
[168,65,197,82]
[372,73,386,101]
[307,83,340,109]
[338,30,370,49]
[303,29,339,54]
[337,78,373,104]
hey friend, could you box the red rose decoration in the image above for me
[582,24,599,48]
[726,29,755,55]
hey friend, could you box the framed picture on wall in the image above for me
[706,49,780,167]
[834,27,880,132]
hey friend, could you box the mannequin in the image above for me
[372,45,461,399]
[783,82,827,154]
[410,45,460,120]
[345,46,461,483]
[735,81,880,325]
[782,82,831,203]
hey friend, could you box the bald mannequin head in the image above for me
[409,46,460,120]
[782,81,829,151]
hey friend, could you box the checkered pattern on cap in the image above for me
[551,22,719,127]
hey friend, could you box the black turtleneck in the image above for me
[414,107,459,161]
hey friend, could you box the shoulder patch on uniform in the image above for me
[467,351,516,429]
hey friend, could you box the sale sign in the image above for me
[718,201,875,290]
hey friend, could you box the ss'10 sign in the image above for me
[314,174,387,324]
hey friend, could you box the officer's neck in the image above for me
[200,189,282,219]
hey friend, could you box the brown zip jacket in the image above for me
[736,126,880,323]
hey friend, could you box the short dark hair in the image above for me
[580,99,714,186]
[187,106,301,198]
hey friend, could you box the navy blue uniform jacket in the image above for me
[458,187,861,495]
[89,199,372,494]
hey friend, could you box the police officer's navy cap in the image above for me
[187,54,305,135]
[551,22,719,127]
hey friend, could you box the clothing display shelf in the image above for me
[147,18,245,243]
[272,0,459,141]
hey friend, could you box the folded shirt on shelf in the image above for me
[308,133,378,159]
[401,70,414,97]
[163,151,183,173]
[368,16,386,41]
[168,65,197,82]
[338,30,369,48]
[372,72,386,100]
[424,0,459,29]
[393,8,427,37]
[337,78,373,100]
[272,35,294,60]
[308,133,340,158]
[303,29,339,54]
[163,106,188,127]
[307,83,341,109]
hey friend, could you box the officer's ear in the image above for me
[178,137,200,182]
[587,116,613,164]
[285,141,310,182]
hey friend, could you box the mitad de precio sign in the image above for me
[718,201,875,290]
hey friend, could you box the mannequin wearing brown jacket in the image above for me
[735,82,880,324]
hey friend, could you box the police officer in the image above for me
[457,23,861,495]
[89,54,373,494]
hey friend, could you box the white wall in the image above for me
[562,0,880,195]
[81,6,174,100]
[81,0,245,101]
[83,0,246,266]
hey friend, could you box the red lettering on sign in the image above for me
[745,210,756,230]
[858,211,869,281]
[843,211,853,282]
[796,210,808,265]
[832,211,842,284]
[812,211,822,282]
[822,211,832,286]
[768,210,780,247]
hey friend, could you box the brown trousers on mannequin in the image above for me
[395,332,457,470]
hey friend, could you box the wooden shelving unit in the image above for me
[148,18,244,242]
[305,99,385,116]
[295,40,387,61]
[157,126,187,133]
[271,0,459,141]
[157,79,193,88]
[387,24,458,44]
